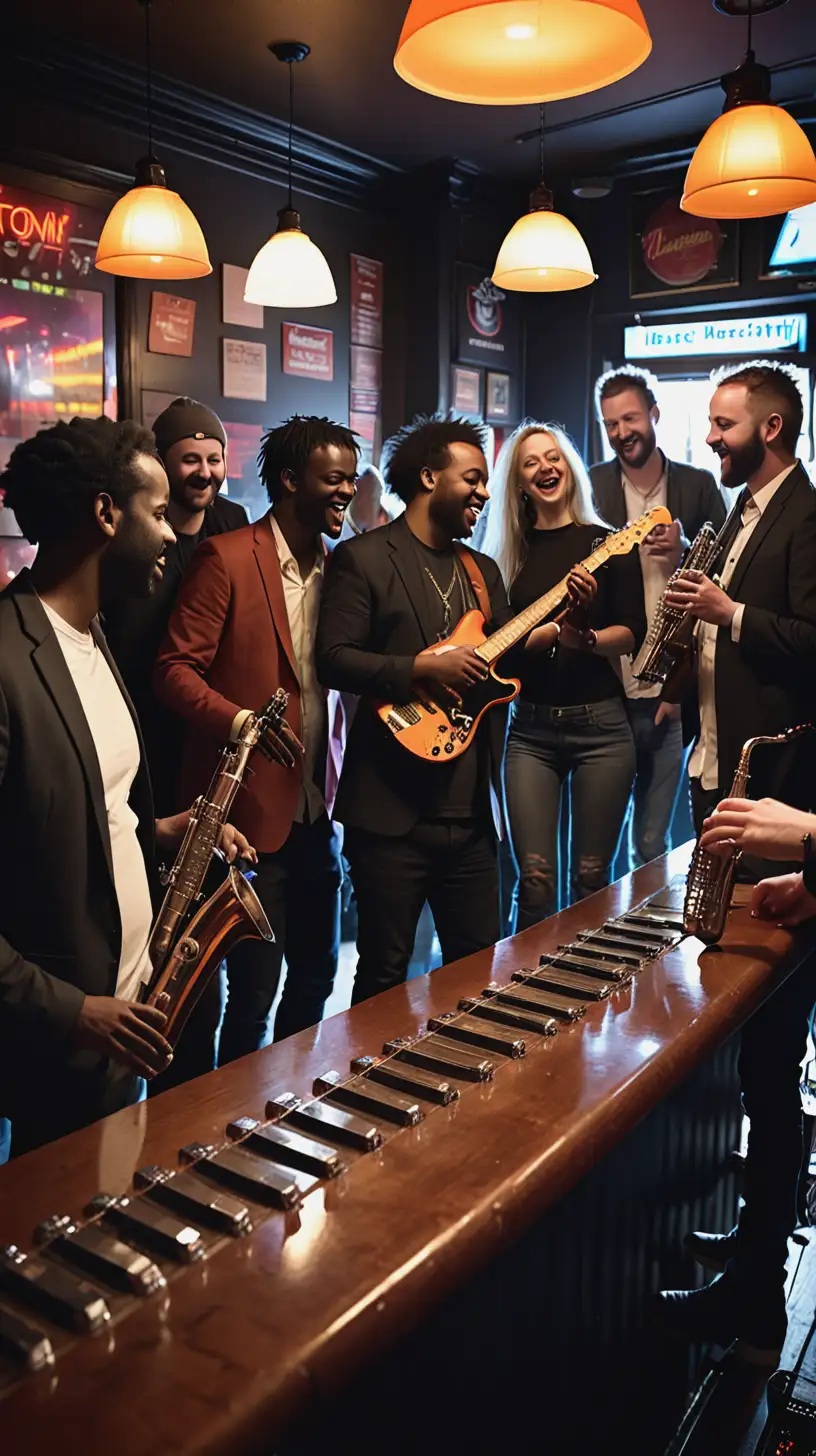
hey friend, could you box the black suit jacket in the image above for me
[704,463,816,802]
[589,455,726,539]
[0,572,156,1120]
[316,515,513,835]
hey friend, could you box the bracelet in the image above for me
[583,629,598,652]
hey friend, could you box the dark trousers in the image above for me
[344,819,500,1005]
[625,698,686,866]
[3,1064,144,1161]
[218,814,342,1062]
[504,697,636,930]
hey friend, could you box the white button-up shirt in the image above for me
[689,462,797,790]
[621,465,671,702]
[268,514,326,823]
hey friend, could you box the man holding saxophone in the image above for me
[0,418,290,1160]
[653,363,816,1363]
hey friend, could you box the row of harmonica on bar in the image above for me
[0,885,685,1387]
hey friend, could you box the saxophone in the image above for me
[683,723,814,945]
[144,689,288,1046]
[631,519,726,685]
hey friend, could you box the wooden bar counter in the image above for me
[1,847,813,1455]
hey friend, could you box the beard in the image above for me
[429,493,470,540]
[615,424,657,471]
[100,516,165,603]
[716,429,765,489]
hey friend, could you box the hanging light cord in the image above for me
[539,102,546,185]
[747,0,753,58]
[143,0,154,158]
[287,60,294,211]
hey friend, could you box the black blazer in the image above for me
[589,455,726,539]
[316,514,513,836]
[706,462,816,801]
[0,572,156,1120]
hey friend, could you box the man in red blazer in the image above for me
[154,416,358,1060]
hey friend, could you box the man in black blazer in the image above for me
[104,397,247,816]
[654,364,816,1362]
[0,417,252,1159]
[591,369,726,866]
[316,417,557,1004]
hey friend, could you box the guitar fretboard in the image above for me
[476,543,612,665]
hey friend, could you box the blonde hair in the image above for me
[481,420,606,587]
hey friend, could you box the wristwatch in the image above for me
[803,833,816,898]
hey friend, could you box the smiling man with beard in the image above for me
[0,417,256,1158]
[317,415,542,1004]
[654,363,816,1362]
[591,369,725,869]
[155,415,357,1060]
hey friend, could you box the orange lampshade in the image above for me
[96,160,211,280]
[393,0,652,104]
[682,104,816,220]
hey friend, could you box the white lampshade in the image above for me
[493,192,596,291]
[244,209,337,308]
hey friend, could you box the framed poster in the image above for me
[350,254,383,348]
[451,364,482,417]
[350,344,382,390]
[148,292,196,356]
[760,202,816,282]
[630,190,740,299]
[222,338,267,401]
[455,263,521,374]
[222,263,263,329]
[486,371,510,422]
[282,322,334,381]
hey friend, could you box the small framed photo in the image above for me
[451,364,482,418]
[486,370,510,421]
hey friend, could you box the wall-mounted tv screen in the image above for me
[761,202,816,280]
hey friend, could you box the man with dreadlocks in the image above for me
[155,415,358,1061]
[0,416,256,1158]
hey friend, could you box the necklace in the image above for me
[423,561,459,640]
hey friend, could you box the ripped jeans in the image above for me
[504,696,636,931]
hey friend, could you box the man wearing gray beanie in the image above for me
[105,397,248,817]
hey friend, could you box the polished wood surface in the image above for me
[0,848,811,1453]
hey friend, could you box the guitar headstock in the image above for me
[604,506,673,556]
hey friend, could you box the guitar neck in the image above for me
[477,542,612,665]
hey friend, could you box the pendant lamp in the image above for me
[96,0,210,279]
[682,0,816,220]
[244,43,337,309]
[394,0,652,105]
[493,106,596,292]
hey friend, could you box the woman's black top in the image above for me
[508,523,646,707]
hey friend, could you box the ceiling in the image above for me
[26,0,816,182]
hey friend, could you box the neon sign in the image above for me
[625,312,808,359]
[0,202,71,251]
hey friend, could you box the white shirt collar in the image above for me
[743,461,798,518]
[268,512,324,581]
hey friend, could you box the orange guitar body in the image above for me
[376,610,520,762]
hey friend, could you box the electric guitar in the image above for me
[376,506,671,763]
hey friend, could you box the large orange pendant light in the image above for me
[394,0,652,105]
[244,43,337,309]
[96,0,210,279]
[682,0,816,220]
[493,106,596,292]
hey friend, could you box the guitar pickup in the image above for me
[571,934,645,964]
[314,1070,424,1127]
[178,1143,314,1210]
[531,964,614,1000]
[384,1035,495,1083]
[459,995,559,1037]
[266,1093,383,1154]
[0,1245,110,1334]
[225,1118,344,1180]
[0,1307,55,1372]
[427,1012,526,1059]
[352,1054,459,1106]
[133,1166,253,1237]
[34,1215,166,1296]
[486,981,586,1022]
[86,1194,205,1265]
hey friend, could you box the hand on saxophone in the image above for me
[219,822,257,866]
[73,996,173,1079]
[663,569,736,628]
[751,872,816,927]
[260,715,304,769]
[700,797,816,861]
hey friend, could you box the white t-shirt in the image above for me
[621,468,672,702]
[41,602,154,1002]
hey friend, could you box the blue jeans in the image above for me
[624,697,686,867]
[504,696,636,931]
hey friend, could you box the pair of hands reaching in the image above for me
[700,794,816,927]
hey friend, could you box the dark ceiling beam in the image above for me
[8,27,404,211]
